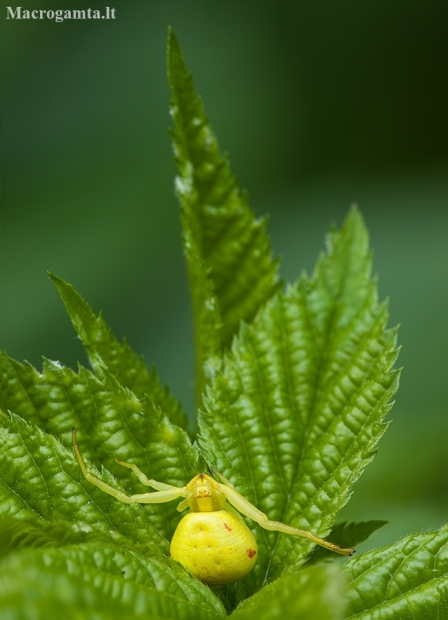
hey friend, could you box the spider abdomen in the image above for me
[170,509,258,585]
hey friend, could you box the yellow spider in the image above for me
[72,429,354,585]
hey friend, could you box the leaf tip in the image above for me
[47,270,61,286]
[344,202,367,230]
[166,26,183,81]
[48,271,69,293]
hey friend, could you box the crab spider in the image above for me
[72,429,354,585]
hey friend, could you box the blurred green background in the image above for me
[2,1,447,551]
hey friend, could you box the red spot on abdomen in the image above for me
[246,548,256,558]
[223,522,232,531]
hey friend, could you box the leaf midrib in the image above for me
[261,286,339,584]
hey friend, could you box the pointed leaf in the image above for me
[344,525,448,619]
[0,411,166,549]
[231,565,346,620]
[0,352,201,538]
[0,537,226,619]
[167,29,280,399]
[48,272,189,432]
[199,209,400,592]
[309,521,389,565]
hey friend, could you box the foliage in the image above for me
[0,27,444,620]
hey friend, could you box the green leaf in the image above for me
[231,565,346,620]
[344,525,448,619]
[48,271,189,432]
[199,208,400,592]
[308,520,389,565]
[0,534,226,619]
[167,29,280,402]
[0,351,201,538]
[0,411,166,549]
[0,517,116,559]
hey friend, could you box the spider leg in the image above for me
[211,468,235,488]
[114,458,177,491]
[176,497,190,512]
[72,428,187,505]
[220,482,354,556]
